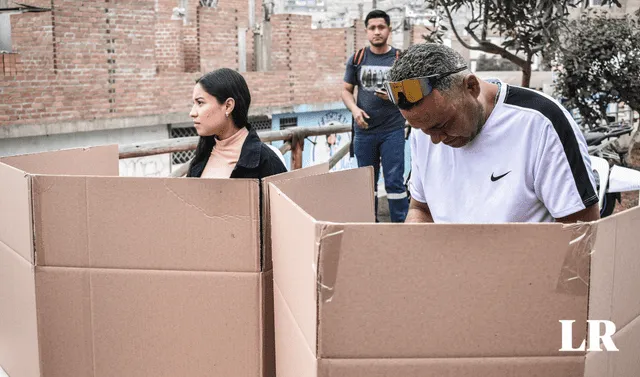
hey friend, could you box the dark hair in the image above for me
[196,68,251,129]
[365,10,390,27]
[187,68,252,177]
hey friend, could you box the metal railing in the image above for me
[118,124,353,176]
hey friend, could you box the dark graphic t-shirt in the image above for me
[344,47,406,133]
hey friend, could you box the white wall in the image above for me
[0,125,171,177]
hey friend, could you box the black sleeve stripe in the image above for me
[504,86,597,207]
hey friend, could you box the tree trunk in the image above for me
[521,55,533,88]
[629,106,640,157]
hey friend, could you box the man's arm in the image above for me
[555,203,600,223]
[405,197,434,223]
[341,82,369,128]
[341,82,358,112]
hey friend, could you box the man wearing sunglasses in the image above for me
[388,43,600,224]
[341,10,409,223]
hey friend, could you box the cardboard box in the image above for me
[0,145,326,377]
[268,167,640,377]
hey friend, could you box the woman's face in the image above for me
[189,83,229,137]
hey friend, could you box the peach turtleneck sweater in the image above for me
[200,127,249,178]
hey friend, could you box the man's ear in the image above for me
[464,74,481,98]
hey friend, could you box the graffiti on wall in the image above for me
[309,111,355,171]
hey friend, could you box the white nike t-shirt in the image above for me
[409,82,598,223]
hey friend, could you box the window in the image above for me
[0,0,12,52]
[286,0,325,10]
[199,0,218,8]
[170,126,198,165]
[249,116,272,131]
[279,117,298,129]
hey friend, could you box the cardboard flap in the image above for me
[0,162,33,263]
[608,313,640,377]
[32,176,261,272]
[585,312,640,377]
[589,214,617,323]
[261,270,276,377]
[316,223,589,358]
[0,145,119,176]
[589,206,640,331]
[274,284,318,377]
[608,207,640,330]
[35,268,262,377]
[318,356,586,377]
[270,167,375,224]
[261,162,330,271]
[0,241,40,377]
[268,184,318,355]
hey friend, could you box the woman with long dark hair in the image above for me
[187,68,287,178]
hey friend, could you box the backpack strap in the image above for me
[353,47,367,66]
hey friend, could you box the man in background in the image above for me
[341,10,409,222]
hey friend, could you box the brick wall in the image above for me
[0,0,425,128]
[199,7,239,73]
[155,0,185,73]
[354,19,369,51]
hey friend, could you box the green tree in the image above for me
[423,0,620,87]
[554,10,640,128]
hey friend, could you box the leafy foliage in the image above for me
[422,0,621,87]
[554,10,640,128]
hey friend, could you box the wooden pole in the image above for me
[279,141,292,154]
[118,124,351,159]
[290,134,304,170]
[328,141,351,170]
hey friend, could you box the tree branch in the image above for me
[464,25,529,68]
[443,5,480,51]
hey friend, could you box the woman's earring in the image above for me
[225,113,229,118]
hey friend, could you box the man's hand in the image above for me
[353,108,370,129]
[342,82,370,129]
[374,89,389,101]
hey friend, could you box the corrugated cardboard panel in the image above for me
[269,185,318,355]
[33,176,261,272]
[609,207,640,330]
[608,313,640,377]
[262,270,276,377]
[35,267,95,377]
[316,223,589,358]
[318,356,586,377]
[32,176,89,267]
[271,167,375,224]
[585,312,640,377]
[589,214,617,323]
[0,242,40,377]
[0,145,119,176]
[261,163,329,270]
[274,283,318,377]
[0,162,33,263]
[585,350,610,377]
[36,267,262,377]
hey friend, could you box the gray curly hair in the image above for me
[389,43,469,94]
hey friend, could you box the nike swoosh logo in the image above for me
[491,171,511,182]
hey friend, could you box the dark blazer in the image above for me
[187,128,287,179]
